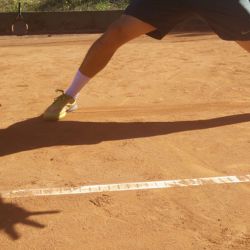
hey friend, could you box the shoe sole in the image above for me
[68,104,78,112]
[43,103,78,121]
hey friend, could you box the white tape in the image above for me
[1,174,250,199]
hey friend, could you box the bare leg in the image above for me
[79,15,156,78]
[43,15,155,120]
[236,41,250,53]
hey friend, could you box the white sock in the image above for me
[65,70,90,98]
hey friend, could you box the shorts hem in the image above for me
[124,10,168,40]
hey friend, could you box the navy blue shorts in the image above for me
[125,0,250,41]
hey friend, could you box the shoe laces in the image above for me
[56,89,64,95]
[53,89,67,103]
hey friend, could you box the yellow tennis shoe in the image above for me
[43,90,78,121]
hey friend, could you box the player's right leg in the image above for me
[79,15,156,78]
[43,15,155,121]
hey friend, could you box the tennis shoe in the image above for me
[43,90,77,121]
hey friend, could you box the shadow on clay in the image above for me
[0,197,60,240]
[0,113,249,157]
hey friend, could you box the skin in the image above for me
[79,15,249,78]
[79,15,155,78]
[236,41,250,52]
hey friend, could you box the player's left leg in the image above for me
[236,41,250,53]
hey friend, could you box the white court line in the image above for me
[1,174,250,199]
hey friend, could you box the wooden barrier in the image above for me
[0,11,210,35]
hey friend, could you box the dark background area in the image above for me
[0,11,210,36]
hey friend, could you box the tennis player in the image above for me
[43,0,250,120]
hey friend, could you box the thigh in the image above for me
[125,0,192,40]
[103,14,156,43]
[236,41,250,52]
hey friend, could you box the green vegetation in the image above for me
[0,0,130,12]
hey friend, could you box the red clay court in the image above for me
[0,33,250,249]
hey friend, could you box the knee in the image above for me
[97,22,132,48]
